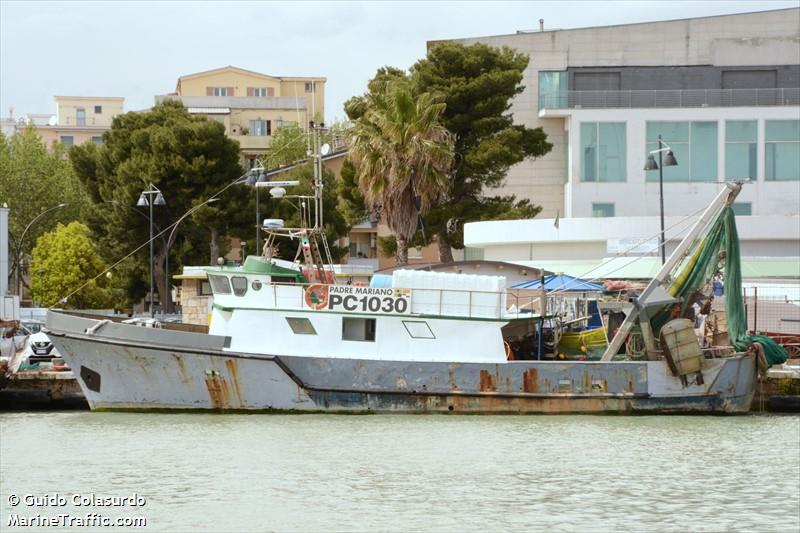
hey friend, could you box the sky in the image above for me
[1,0,798,123]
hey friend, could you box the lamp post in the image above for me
[137,184,166,317]
[244,164,268,256]
[14,203,69,298]
[644,134,678,264]
[163,197,219,314]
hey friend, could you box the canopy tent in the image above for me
[511,274,604,292]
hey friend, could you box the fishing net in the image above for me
[652,206,787,366]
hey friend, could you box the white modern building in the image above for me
[447,9,800,280]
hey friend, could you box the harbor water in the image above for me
[1,412,798,532]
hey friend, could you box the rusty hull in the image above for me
[45,311,755,414]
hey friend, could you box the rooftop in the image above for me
[177,65,326,83]
[155,94,308,110]
[430,7,799,43]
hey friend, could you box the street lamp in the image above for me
[644,134,678,264]
[137,184,166,317]
[163,197,219,314]
[14,203,69,298]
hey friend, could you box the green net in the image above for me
[652,206,788,366]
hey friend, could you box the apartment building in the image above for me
[446,9,800,280]
[35,96,125,148]
[156,66,325,164]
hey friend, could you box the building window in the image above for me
[286,317,317,335]
[198,280,212,296]
[342,317,375,342]
[230,276,248,297]
[207,274,231,294]
[765,120,800,181]
[91,136,103,145]
[731,203,752,216]
[94,105,102,114]
[646,121,717,182]
[208,87,229,97]
[725,121,757,181]
[403,321,435,339]
[304,82,314,93]
[580,122,626,182]
[538,71,567,109]
[592,203,615,217]
[248,87,273,97]
[464,247,485,261]
[60,136,74,147]
[76,108,86,126]
[250,119,271,136]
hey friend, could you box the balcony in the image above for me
[232,134,271,151]
[540,88,800,110]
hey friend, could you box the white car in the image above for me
[20,322,61,364]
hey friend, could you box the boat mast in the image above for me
[600,182,743,361]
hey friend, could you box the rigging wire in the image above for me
[544,204,710,298]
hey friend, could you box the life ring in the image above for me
[304,284,329,310]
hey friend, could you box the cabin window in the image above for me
[342,317,375,342]
[251,280,262,291]
[231,276,248,297]
[286,317,317,335]
[402,320,435,339]
[198,280,212,296]
[207,274,231,294]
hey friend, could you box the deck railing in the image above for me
[540,88,800,110]
[229,282,549,320]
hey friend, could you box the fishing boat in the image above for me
[45,135,772,414]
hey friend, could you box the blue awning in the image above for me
[511,274,604,292]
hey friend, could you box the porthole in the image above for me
[252,280,263,291]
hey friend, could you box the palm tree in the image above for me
[346,77,454,265]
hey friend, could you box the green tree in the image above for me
[70,101,250,310]
[0,127,87,291]
[29,222,116,308]
[336,158,367,226]
[266,121,350,170]
[346,76,454,265]
[410,42,553,261]
[266,123,309,169]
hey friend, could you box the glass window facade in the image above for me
[580,122,626,182]
[731,203,752,216]
[538,71,567,109]
[725,121,757,181]
[690,122,718,181]
[646,121,717,182]
[765,120,800,181]
[592,203,615,217]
